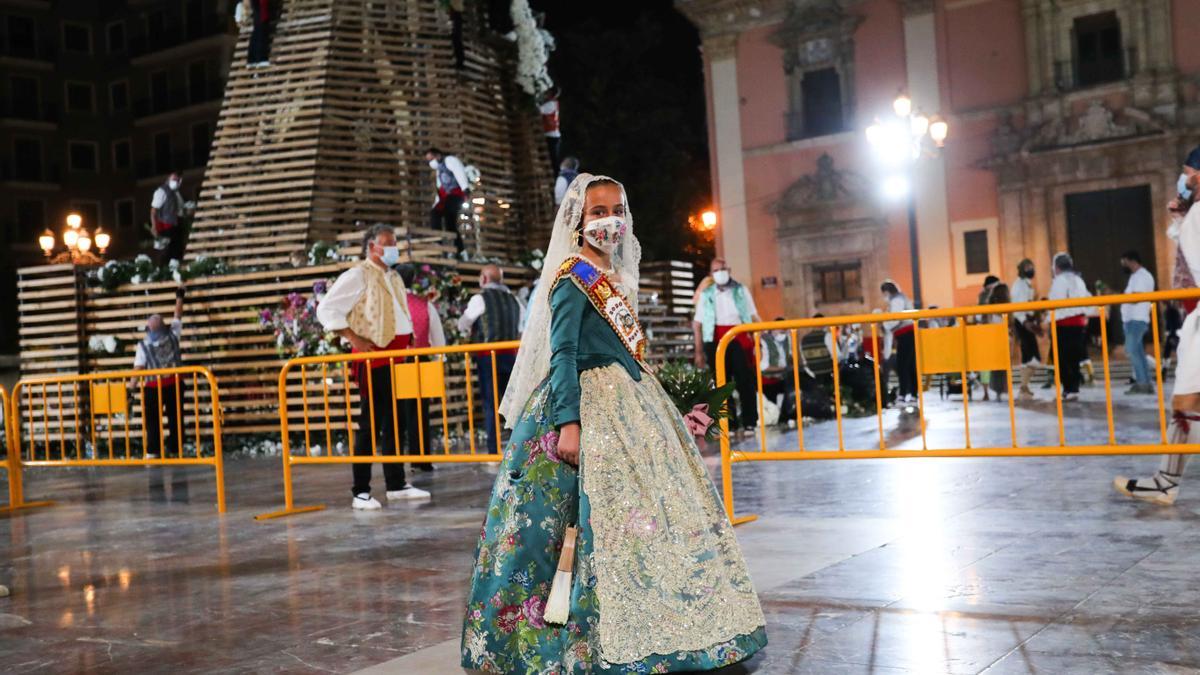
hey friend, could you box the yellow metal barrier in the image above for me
[2,382,54,514]
[715,289,1200,525]
[9,366,227,513]
[256,340,521,520]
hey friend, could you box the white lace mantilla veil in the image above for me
[499,173,642,428]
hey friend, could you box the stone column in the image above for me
[704,32,753,284]
[902,1,953,308]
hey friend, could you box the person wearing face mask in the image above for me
[462,174,766,673]
[1010,259,1042,399]
[1047,252,1091,402]
[130,285,185,458]
[424,147,470,255]
[150,172,189,267]
[457,264,525,454]
[692,258,762,433]
[317,223,429,508]
[1119,250,1156,394]
[1115,145,1200,505]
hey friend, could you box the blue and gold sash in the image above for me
[553,256,646,362]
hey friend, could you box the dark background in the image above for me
[531,0,713,264]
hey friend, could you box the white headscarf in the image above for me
[499,174,642,427]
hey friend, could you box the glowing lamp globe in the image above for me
[66,213,82,229]
[63,227,79,249]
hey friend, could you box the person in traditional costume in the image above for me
[460,174,767,673]
[1115,146,1200,504]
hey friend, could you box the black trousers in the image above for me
[430,194,466,253]
[1014,319,1041,365]
[248,2,272,64]
[158,224,187,267]
[143,383,184,457]
[403,398,430,455]
[352,364,408,496]
[1055,324,1087,394]
[895,331,917,398]
[704,340,758,429]
[545,136,560,173]
[450,10,465,69]
[475,353,516,454]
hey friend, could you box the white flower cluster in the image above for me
[87,335,120,354]
[511,0,554,97]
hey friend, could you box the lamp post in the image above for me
[38,213,112,264]
[866,94,948,308]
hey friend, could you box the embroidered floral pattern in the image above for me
[461,374,766,673]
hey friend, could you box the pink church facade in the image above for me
[677,0,1200,320]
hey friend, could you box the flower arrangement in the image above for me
[517,248,546,271]
[307,240,344,266]
[655,360,737,441]
[87,334,121,354]
[510,0,554,97]
[90,255,232,292]
[258,280,346,357]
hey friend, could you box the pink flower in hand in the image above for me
[683,404,713,440]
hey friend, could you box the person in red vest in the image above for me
[539,88,561,172]
[397,264,447,472]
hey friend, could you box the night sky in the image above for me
[531,0,711,263]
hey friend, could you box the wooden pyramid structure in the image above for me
[189,0,554,265]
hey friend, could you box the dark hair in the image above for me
[989,283,1011,304]
[812,313,825,319]
[983,275,1000,287]
[880,281,899,295]
[561,156,580,171]
[362,222,394,255]
[425,146,444,157]
[1053,252,1074,271]
[1121,250,1141,264]
[396,263,416,286]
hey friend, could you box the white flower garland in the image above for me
[510,0,554,97]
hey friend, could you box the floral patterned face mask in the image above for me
[582,215,626,253]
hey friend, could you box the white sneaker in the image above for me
[386,486,431,501]
[1114,474,1180,505]
[352,493,382,510]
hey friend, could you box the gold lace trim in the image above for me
[578,365,764,664]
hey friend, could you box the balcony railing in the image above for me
[0,158,62,183]
[127,17,228,59]
[0,99,59,124]
[134,82,223,118]
[1054,46,1139,92]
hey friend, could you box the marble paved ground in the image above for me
[3,391,1200,674]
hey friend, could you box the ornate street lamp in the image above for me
[38,212,112,264]
[865,93,949,308]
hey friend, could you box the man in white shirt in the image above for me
[317,223,429,508]
[539,88,561,171]
[1120,250,1156,394]
[1010,259,1041,399]
[693,257,762,431]
[457,264,526,453]
[150,172,190,267]
[131,286,185,458]
[425,147,470,255]
[1047,252,1092,401]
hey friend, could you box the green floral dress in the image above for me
[462,260,766,674]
